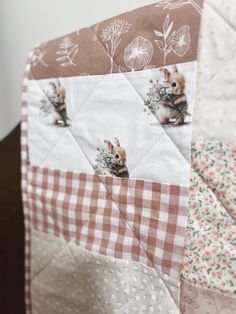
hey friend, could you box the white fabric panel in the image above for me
[193,0,236,140]
[28,62,196,186]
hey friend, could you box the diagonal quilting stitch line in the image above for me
[31,20,190,171]
[26,64,68,164]
[110,4,158,63]
[196,3,236,97]
[69,239,180,309]
[196,53,236,100]
[51,26,191,274]
[28,72,105,165]
[192,167,236,225]
[206,1,236,33]
[31,170,105,240]
[28,69,184,279]
[66,127,98,171]
[69,75,107,119]
[70,84,161,176]
[68,243,178,314]
[115,279,179,313]
[31,240,69,282]
[116,286,158,313]
[89,25,191,168]
[159,279,180,309]
[88,26,123,74]
[89,19,193,165]
[27,79,69,164]
[56,127,151,257]
[67,125,185,277]
[28,16,191,276]
[89,1,201,72]
[34,124,132,248]
[40,130,95,173]
[122,73,190,167]
[66,131,164,272]
[89,3,157,72]
[33,130,77,169]
[64,128,159,269]
[32,239,106,313]
[67,244,107,314]
[26,56,107,167]
[191,166,236,225]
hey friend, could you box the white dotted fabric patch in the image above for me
[193,0,236,141]
[31,230,179,314]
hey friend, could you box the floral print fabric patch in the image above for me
[182,141,236,295]
[191,141,236,222]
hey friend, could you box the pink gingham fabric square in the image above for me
[27,165,189,279]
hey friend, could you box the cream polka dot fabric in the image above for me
[31,230,179,314]
[193,0,236,140]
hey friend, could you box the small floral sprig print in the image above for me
[56,36,79,67]
[31,48,48,68]
[154,14,191,65]
[100,19,131,73]
[156,0,202,15]
[154,14,174,65]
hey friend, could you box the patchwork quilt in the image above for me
[21,0,236,313]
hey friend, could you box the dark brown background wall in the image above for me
[0,124,25,314]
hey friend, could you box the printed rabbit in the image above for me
[50,80,70,126]
[158,65,188,125]
[95,138,129,178]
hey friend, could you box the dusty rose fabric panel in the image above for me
[180,279,236,314]
[29,0,204,80]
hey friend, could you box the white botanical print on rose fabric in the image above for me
[123,36,154,71]
[93,22,101,42]
[39,80,70,127]
[156,0,202,15]
[56,36,79,67]
[100,19,131,73]
[94,138,129,178]
[154,14,191,65]
[31,47,48,68]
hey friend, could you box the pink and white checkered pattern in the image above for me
[21,49,35,314]
[27,165,189,279]
[21,50,189,314]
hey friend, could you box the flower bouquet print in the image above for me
[20,1,206,314]
[100,19,131,73]
[56,36,79,67]
[40,80,70,127]
[144,65,190,126]
[94,138,129,178]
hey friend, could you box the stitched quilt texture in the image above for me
[180,141,236,313]
[21,1,205,313]
[179,0,236,312]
